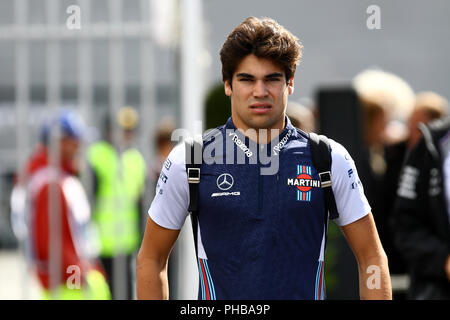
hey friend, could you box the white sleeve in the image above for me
[148,143,190,230]
[329,139,371,226]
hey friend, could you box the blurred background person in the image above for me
[148,116,176,186]
[286,101,316,133]
[406,92,449,149]
[385,91,449,209]
[353,69,414,241]
[87,106,146,300]
[353,69,415,146]
[391,109,450,299]
[353,69,415,299]
[384,91,448,296]
[358,97,389,222]
[10,109,110,300]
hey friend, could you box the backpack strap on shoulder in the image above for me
[309,132,339,220]
[185,136,203,258]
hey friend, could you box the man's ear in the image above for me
[224,80,232,97]
[288,77,294,95]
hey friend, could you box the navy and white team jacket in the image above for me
[148,116,371,300]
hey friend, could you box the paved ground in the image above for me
[0,249,140,300]
[0,249,41,300]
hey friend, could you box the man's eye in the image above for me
[239,78,252,82]
[267,78,281,82]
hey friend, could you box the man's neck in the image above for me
[234,119,286,144]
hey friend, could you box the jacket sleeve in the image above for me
[390,138,450,280]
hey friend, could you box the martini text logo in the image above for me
[287,165,320,202]
[287,165,321,202]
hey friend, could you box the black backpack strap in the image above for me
[309,132,339,220]
[185,136,203,258]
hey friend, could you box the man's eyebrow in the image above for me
[236,73,255,78]
[264,72,284,79]
[235,72,284,79]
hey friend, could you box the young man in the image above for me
[137,17,391,300]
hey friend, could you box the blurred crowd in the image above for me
[287,69,450,300]
[8,106,175,300]
[4,67,450,300]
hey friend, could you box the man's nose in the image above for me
[253,80,268,98]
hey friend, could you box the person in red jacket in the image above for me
[12,109,110,299]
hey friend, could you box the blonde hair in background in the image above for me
[353,68,415,121]
[414,91,449,119]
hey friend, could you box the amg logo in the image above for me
[287,178,321,187]
[211,191,241,197]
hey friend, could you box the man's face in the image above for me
[122,129,135,146]
[60,136,81,172]
[224,54,294,134]
[60,136,80,161]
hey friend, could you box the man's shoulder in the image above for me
[169,126,225,168]
[202,125,227,146]
[167,142,187,165]
[326,138,358,171]
[302,131,343,153]
[290,127,309,140]
[327,138,350,159]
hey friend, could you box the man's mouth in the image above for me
[250,103,272,113]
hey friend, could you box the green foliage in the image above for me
[205,82,231,130]
[324,222,339,293]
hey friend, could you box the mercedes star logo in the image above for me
[217,173,234,191]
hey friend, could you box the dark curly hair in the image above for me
[220,17,303,85]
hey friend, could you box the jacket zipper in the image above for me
[258,165,263,211]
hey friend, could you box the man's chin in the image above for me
[246,117,281,131]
